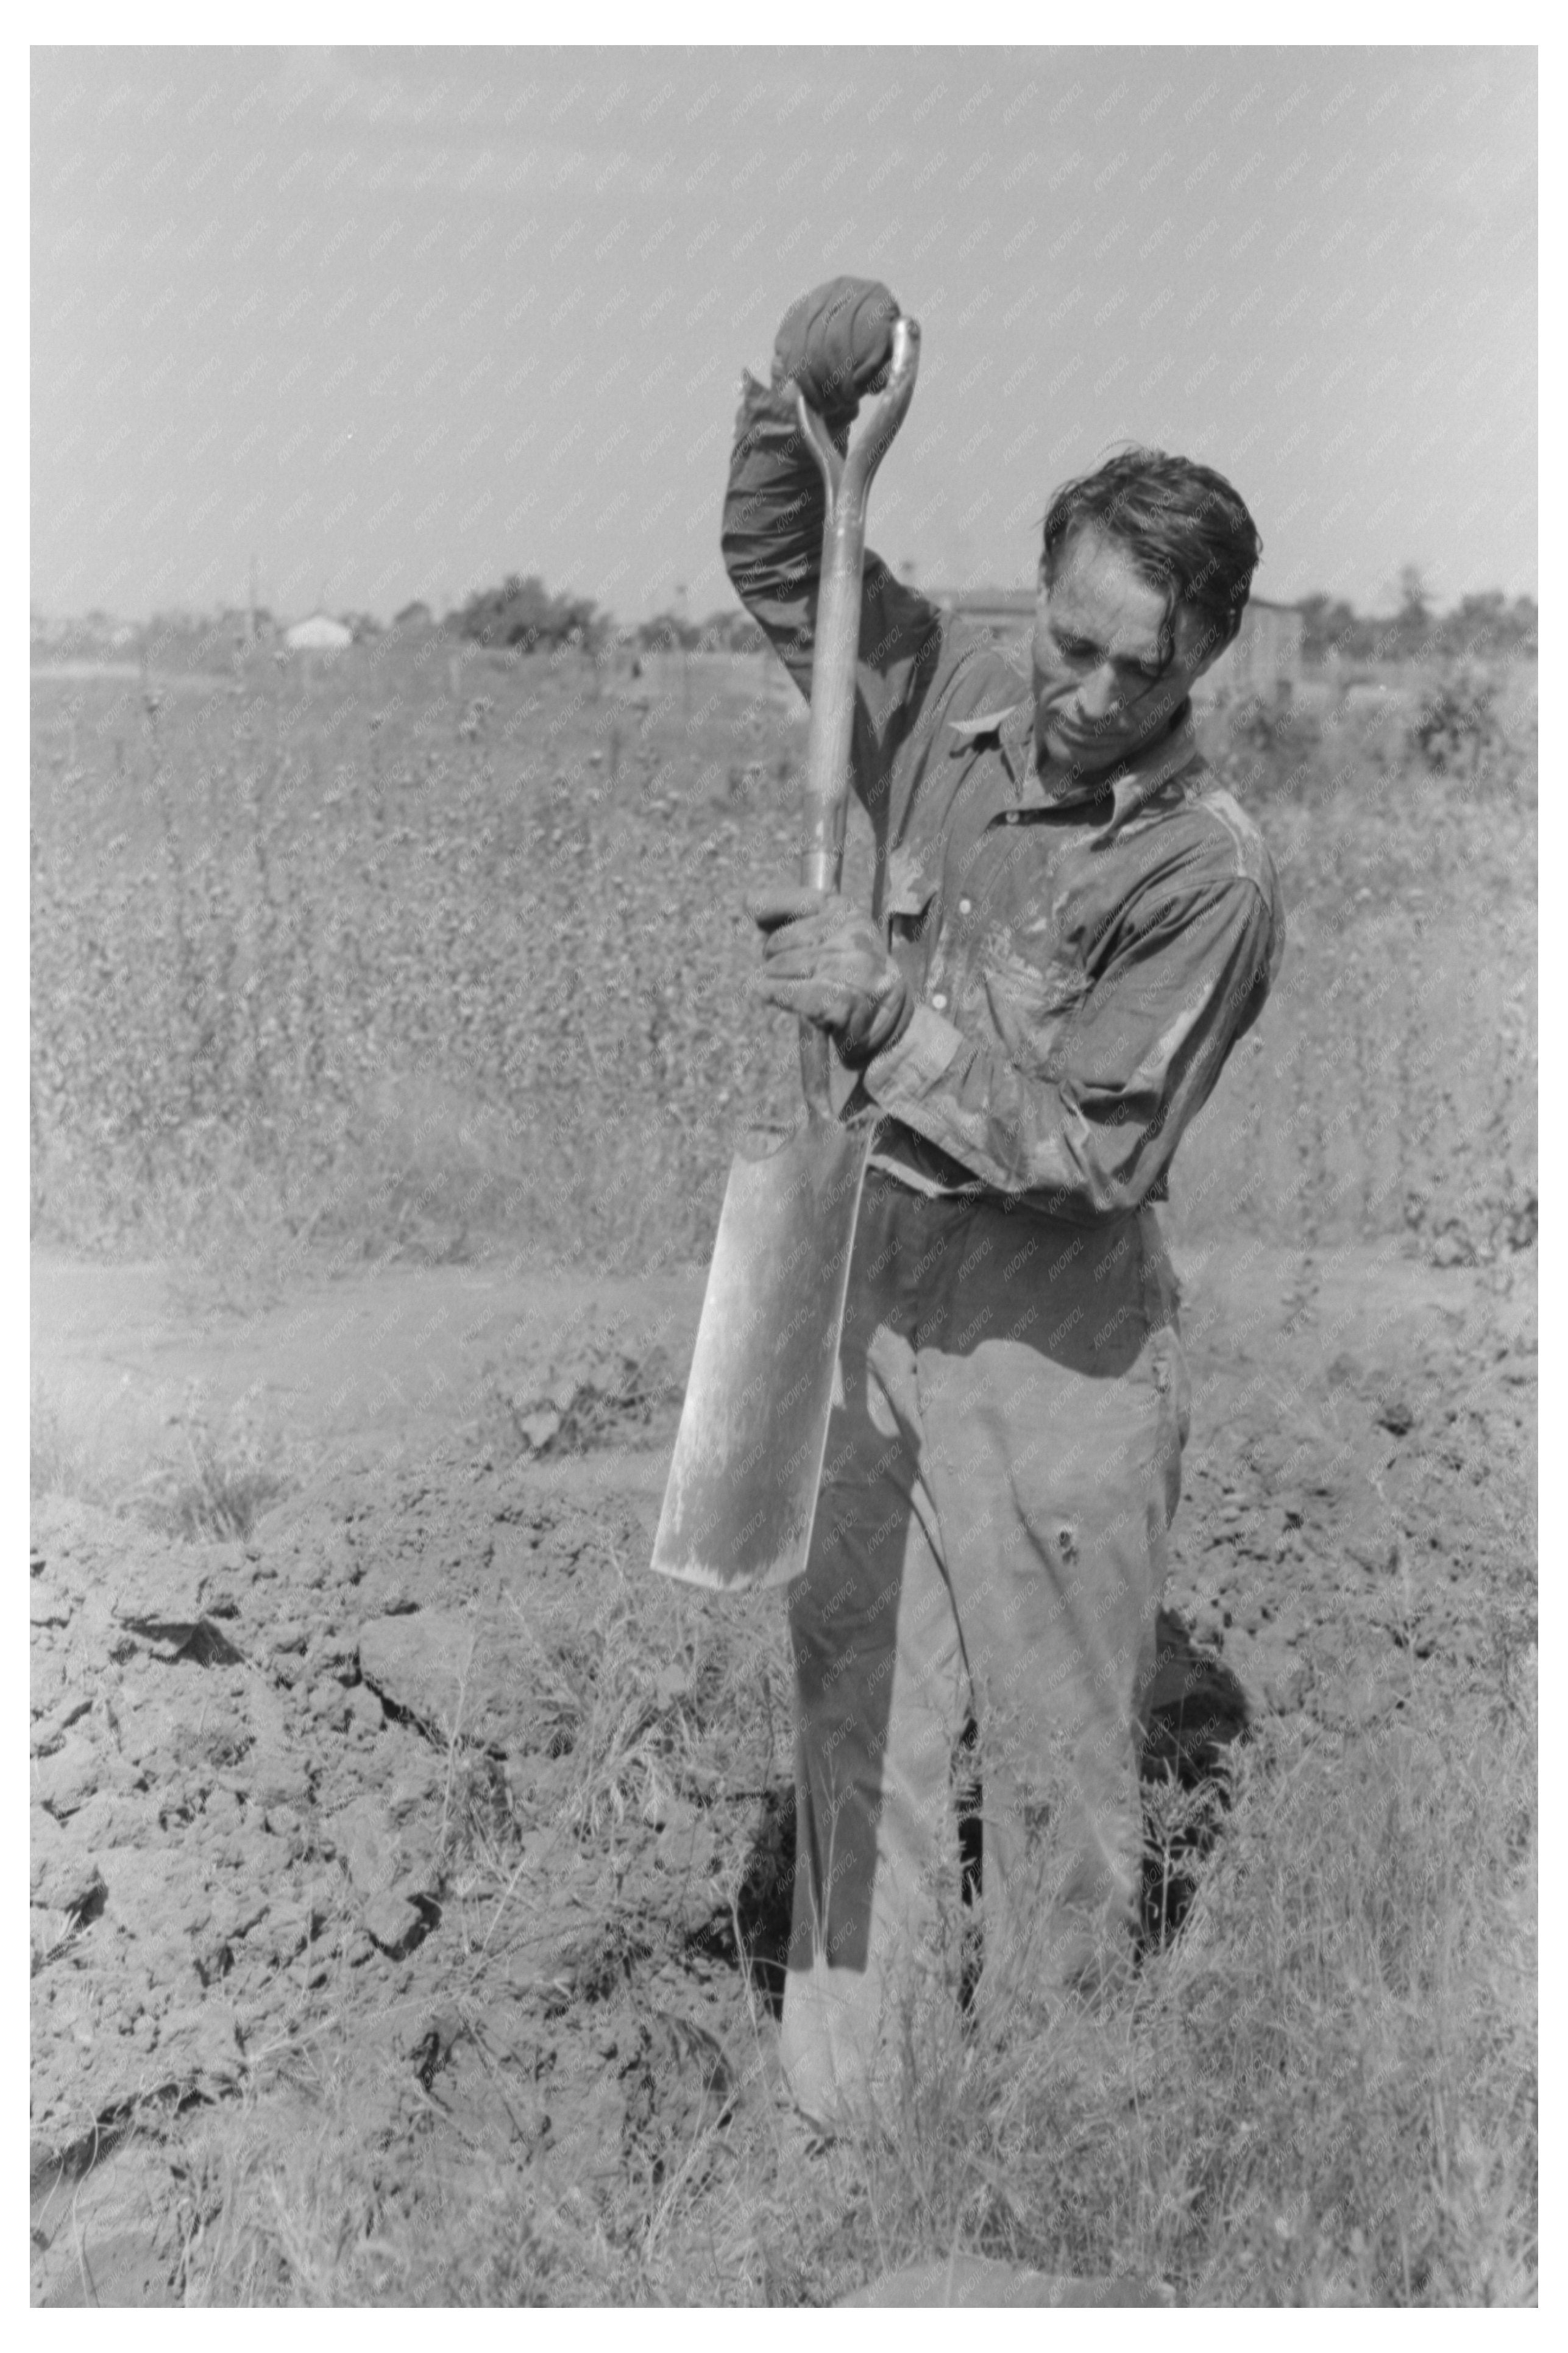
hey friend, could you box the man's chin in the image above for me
[1041,722,1125,775]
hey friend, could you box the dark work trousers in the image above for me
[779,1171,1189,2125]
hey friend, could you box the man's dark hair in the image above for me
[1042,447,1263,663]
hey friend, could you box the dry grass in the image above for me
[831,1689,1538,2307]
[30,645,806,1273]
[30,646,1536,1278]
[154,1590,1535,2308]
[132,1389,295,1545]
[30,1384,92,1506]
[1176,679,1536,1264]
[32,1375,300,1546]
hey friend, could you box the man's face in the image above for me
[1031,525,1221,775]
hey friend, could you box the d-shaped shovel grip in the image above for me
[783,313,921,1117]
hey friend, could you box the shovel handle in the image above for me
[785,313,921,1114]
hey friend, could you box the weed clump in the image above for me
[494,1336,683,1461]
[135,1389,293,1543]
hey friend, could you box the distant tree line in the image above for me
[1299,569,1538,666]
[449,573,603,654]
[32,566,1537,672]
[440,577,765,658]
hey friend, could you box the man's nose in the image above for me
[1076,663,1123,721]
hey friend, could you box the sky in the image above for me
[31,44,1537,626]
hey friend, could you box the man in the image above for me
[722,277,1284,2127]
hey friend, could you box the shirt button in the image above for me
[957,897,972,916]
[931,992,948,1011]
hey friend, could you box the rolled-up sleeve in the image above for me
[860,874,1280,1220]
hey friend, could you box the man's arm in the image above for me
[721,279,958,816]
[722,375,938,705]
[856,872,1282,1220]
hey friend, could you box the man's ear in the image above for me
[1176,605,1237,686]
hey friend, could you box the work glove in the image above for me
[748,883,915,1068]
[772,276,901,423]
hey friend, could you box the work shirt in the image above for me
[722,373,1286,1226]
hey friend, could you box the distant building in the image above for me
[283,612,353,654]
[1219,598,1305,698]
[933,586,1304,699]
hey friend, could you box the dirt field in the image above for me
[31,646,1537,2304]
[30,1219,1535,2306]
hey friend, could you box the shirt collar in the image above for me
[951,696,1200,826]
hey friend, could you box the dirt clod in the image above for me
[358,1610,520,1749]
[30,1811,106,1918]
[363,1892,427,1957]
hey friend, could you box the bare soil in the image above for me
[29,1232,1536,2305]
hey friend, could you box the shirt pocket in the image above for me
[976,939,1088,1073]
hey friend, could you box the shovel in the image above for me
[650,313,921,1592]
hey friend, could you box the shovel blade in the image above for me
[650,1116,873,1591]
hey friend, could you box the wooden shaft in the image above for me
[798,499,868,1114]
[790,316,920,1119]
[799,500,867,900]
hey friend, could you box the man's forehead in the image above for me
[1046,535,1172,652]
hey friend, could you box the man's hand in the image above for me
[748,884,914,1069]
[772,277,900,423]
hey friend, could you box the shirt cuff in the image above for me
[859,1001,966,1109]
